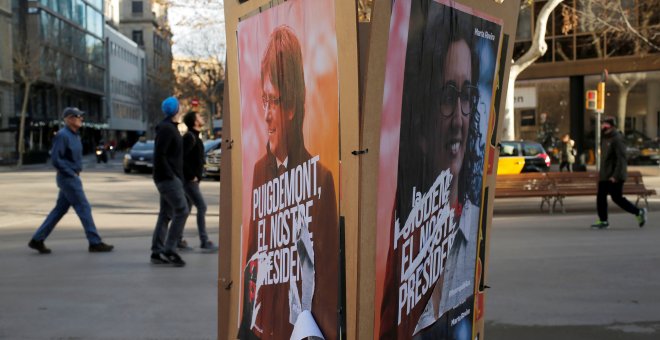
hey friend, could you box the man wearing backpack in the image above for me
[178,110,218,252]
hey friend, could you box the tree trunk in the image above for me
[17,82,32,168]
[616,89,629,134]
[609,73,643,134]
[504,64,521,140]
[502,0,564,141]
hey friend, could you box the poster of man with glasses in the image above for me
[375,0,502,338]
[236,0,340,338]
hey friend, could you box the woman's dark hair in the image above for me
[183,110,198,130]
[397,0,483,217]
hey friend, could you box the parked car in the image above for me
[203,139,222,180]
[624,130,660,164]
[498,140,551,174]
[123,140,155,173]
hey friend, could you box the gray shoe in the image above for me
[176,239,193,251]
[200,240,219,253]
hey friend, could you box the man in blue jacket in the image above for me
[28,107,114,254]
[150,96,189,266]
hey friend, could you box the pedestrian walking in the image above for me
[28,107,114,254]
[591,116,647,229]
[150,96,189,266]
[559,133,576,172]
[178,110,218,252]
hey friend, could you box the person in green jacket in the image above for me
[591,116,647,229]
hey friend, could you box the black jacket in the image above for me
[153,118,183,183]
[600,128,627,182]
[183,130,204,181]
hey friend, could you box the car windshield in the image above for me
[204,139,221,153]
[499,143,518,156]
[522,143,544,156]
[131,141,154,151]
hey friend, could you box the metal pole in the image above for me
[596,110,601,172]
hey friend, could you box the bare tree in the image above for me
[13,42,42,167]
[174,50,225,136]
[566,0,660,132]
[503,0,564,141]
[169,0,225,136]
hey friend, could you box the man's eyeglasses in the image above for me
[70,114,83,119]
[261,95,281,110]
[439,82,479,117]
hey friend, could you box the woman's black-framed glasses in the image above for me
[439,82,479,117]
[261,95,281,110]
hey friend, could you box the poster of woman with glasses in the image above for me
[236,0,340,338]
[375,0,501,339]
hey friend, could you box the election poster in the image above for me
[236,0,340,338]
[374,0,502,338]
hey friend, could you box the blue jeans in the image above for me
[184,180,209,244]
[151,177,189,253]
[33,173,102,245]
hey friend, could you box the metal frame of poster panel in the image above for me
[373,0,502,338]
[234,0,342,338]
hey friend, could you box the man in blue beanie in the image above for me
[150,96,189,266]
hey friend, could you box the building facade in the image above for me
[511,0,660,162]
[0,0,14,161]
[12,0,106,156]
[107,0,174,136]
[105,24,147,149]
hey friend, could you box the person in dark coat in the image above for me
[179,110,217,251]
[150,96,189,266]
[591,116,647,229]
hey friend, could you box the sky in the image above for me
[168,1,227,60]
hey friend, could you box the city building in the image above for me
[12,0,106,156]
[512,1,660,159]
[0,0,14,161]
[105,24,147,149]
[106,0,174,136]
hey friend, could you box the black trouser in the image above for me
[559,161,572,172]
[597,180,640,222]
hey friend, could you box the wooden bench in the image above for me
[548,171,656,213]
[495,171,656,214]
[495,172,558,213]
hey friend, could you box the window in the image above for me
[132,1,143,14]
[522,143,544,157]
[499,142,519,157]
[132,30,144,46]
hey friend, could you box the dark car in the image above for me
[123,140,155,173]
[625,130,660,164]
[203,139,222,179]
[499,140,551,173]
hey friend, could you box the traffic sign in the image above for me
[586,90,597,110]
